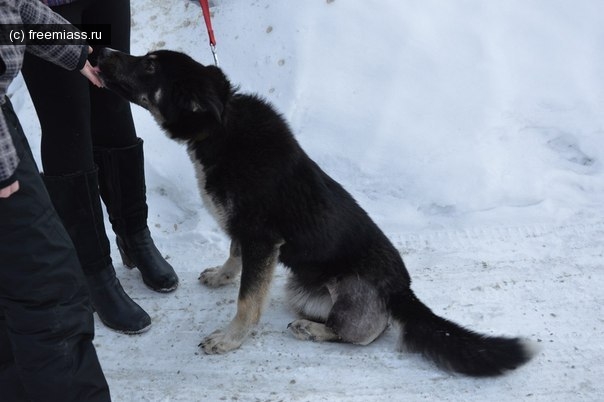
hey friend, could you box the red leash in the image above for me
[198,0,219,66]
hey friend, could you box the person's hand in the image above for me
[80,47,104,87]
[81,60,103,87]
[0,180,19,198]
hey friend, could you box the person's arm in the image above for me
[0,113,19,197]
[0,1,103,197]
[17,0,89,71]
[17,1,103,86]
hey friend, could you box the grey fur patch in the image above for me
[285,276,334,322]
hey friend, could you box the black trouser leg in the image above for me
[21,0,96,176]
[95,140,179,292]
[42,170,152,335]
[0,315,29,401]
[0,99,110,402]
[85,0,138,149]
[21,0,177,294]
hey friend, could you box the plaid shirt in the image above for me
[0,0,87,187]
[42,0,78,6]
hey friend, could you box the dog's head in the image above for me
[96,48,231,141]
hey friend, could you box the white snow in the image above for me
[8,0,604,400]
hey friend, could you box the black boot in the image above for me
[94,138,179,293]
[42,170,152,334]
[85,266,151,334]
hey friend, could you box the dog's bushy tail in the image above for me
[390,292,535,376]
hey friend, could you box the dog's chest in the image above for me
[187,149,231,231]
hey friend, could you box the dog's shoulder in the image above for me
[218,92,300,157]
[228,93,290,133]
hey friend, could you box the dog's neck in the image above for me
[193,130,211,142]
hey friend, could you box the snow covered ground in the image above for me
[8,0,604,400]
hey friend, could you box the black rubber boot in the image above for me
[94,138,179,293]
[42,170,152,334]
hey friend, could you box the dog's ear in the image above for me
[199,65,232,121]
[168,63,230,124]
[169,84,224,123]
[171,79,224,123]
[189,91,224,123]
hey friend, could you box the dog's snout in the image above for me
[93,47,124,64]
[96,47,117,62]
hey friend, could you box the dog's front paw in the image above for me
[200,329,243,354]
[199,266,237,288]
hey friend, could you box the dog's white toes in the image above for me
[199,266,235,288]
[288,319,340,343]
[288,319,317,341]
[200,329,242,354]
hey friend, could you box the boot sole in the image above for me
[101,320,152,335]
[143,280,179,293]
[91,306,153,335]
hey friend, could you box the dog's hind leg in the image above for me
[201,239,281,354]
[199,240,242,287]
[288,319,341,342]
[288,276,388,346]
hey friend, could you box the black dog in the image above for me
[96,48,535,376]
